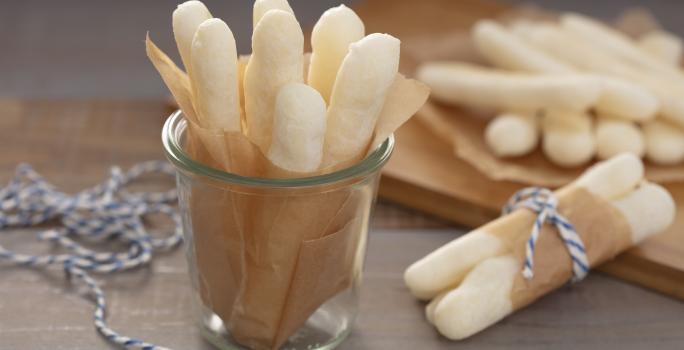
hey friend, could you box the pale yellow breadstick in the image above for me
[519,24,684,127]
[472,20,574,73]
[431,254,519,340]
[594,117,645,160]
[253,0,293,28]
[267,83,326,172]
[638,30,683,66]
[172,0,212,72]
[563,16,684,105]
[190,18,240,131]
[484,112,539,157]
[404,231,504,300]
[417,62,600,112]
[308,5,365,103]
[425,291,448,324]
[322,33,400,167]
[643,119,684,165]
[433,181,674,340]
[573,152,645,199]
[508,23,658,121]
[593,76,659,121]
[244,9,304,152]
[541,110,595,167]
[561,13,680,77]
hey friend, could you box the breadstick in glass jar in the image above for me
[172,0,212,72]
[244,9,304,152]
[268,83,326,172]
[323,33,400,167]
[308,5,365,103]
[190,18,241,131]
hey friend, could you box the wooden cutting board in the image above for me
[356,0,684,300]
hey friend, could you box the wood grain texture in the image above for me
[1,100,683,350]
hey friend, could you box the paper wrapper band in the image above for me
[482,186,632,310]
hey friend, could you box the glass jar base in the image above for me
[199,311,352,350]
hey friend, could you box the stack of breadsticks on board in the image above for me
[151,0,427,176]
[404,154,675,339]
[417,13,684,167]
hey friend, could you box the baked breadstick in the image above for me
[638,30,683,66]
[611,182,677,243]
[406,154,645,302]
[643,119,684,165]
[473,20,574,73]
[244,9,304,152]
[420,156,652,326]
[172,0,212,72]
[563,14,684,105]
[308,5,365,103]
[561,13,680,77]
[426,291,447,324]
[323,33,400,167]
[541,110,595,167]
[518,24,684,126]
[267,83,326,172]
[573,152,645,199]
[405,230,504,300]
[190,18,240,131]
[510,22,659,121]
[430,254,519,339]
[417,62,600,112]
[594,76,659,121]
[484,112,539,157]
[595,117,645,160]
[253,0,293,28]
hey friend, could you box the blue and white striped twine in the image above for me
[0,161,182,350]
[503,187,589,282]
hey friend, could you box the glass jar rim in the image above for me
[162,110,394,188]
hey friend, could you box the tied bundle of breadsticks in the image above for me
[417,13,684,167]
[146,1,428,349]
[404,154,675,340]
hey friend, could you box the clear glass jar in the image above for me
[162,111,394,350]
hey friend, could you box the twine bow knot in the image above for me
[503,187,589,282]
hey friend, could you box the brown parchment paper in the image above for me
[147,35,428,349]
[403,8,684,187]
[482,186,632,309]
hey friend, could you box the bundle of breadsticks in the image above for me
[147,1,429,349]
[404,153,675,339]
[417,13,684,167]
